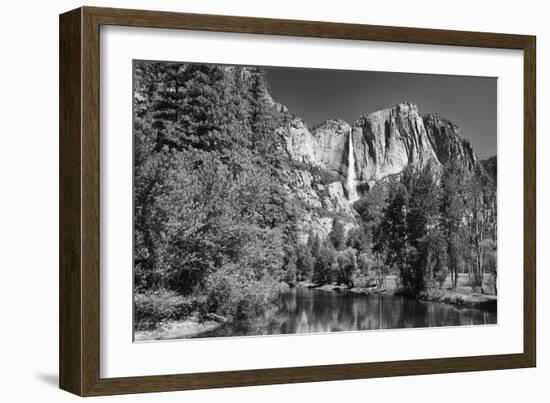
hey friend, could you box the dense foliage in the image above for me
[305,162,496,296]
[134,62,298,329]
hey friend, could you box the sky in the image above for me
[264,67,497,158]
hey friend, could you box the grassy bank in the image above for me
[418,289,497,312]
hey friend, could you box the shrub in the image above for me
[308,164,342,186]
[134,288,195,330]
[201,264,282,321]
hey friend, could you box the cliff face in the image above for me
[278,102,489,238]
[353,103,438,183]
[283,102,484,184]
[284,168,353,216]
[282,118,350,175]
[312,119,351,174]
[423,113,479,173]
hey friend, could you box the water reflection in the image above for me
[200,287,497,338]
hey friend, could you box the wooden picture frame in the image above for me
[59,6,536,396]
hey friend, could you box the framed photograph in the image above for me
[59,6,536,396]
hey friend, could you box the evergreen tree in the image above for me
[282,244,298,284]
[376,182,413,292]
[405,165,442,294]
[312,242,334,285]
[329,218,346,251]
[346,225,369,253]
[296,243,314,281]
[308,232,322,261]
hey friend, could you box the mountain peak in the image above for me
[423,113,460,133]
[395,102,419,112]
[313,118,351,133]
[354,102,420,127]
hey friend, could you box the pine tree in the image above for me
[405,165,442,293]
[376,182,412,291]
[296,243,314,281]
[309,233,322,263]
[312,242,334,285]
[329,218,346,251]
[346,225,369,253]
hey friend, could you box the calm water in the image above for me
[200,287,497,338]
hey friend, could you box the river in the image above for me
[197,287,497,338]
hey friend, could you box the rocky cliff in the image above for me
[282,118,350,174]
[278,102,490,238]
[352,103,439,184]
[283,102,484,184]
[423,113,479,173]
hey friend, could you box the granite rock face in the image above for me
[283,103,483,183]
[352,103,439,182]
[278,102,489,239]
[282,118,350,175]
[284,168,353,216]
[312,119,351,174]
[281,118,316,165]
[423,113,479,173]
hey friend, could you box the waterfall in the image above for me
[347,128,358,202]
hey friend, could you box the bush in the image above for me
[134,288,195,330]
[308,164,342,186]
[201,264,282,321]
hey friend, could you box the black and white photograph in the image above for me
[133,61,498,341]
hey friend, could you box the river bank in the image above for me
[135,283,497,341]
[296,275,497,313]
[297,281,392,295]
[418,289,497,312]
[134,313,228,341]
[135,276,497,341]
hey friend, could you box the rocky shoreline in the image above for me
[296,281,497,312]
[296,281,391,296]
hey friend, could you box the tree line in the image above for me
[289,162,497,298]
